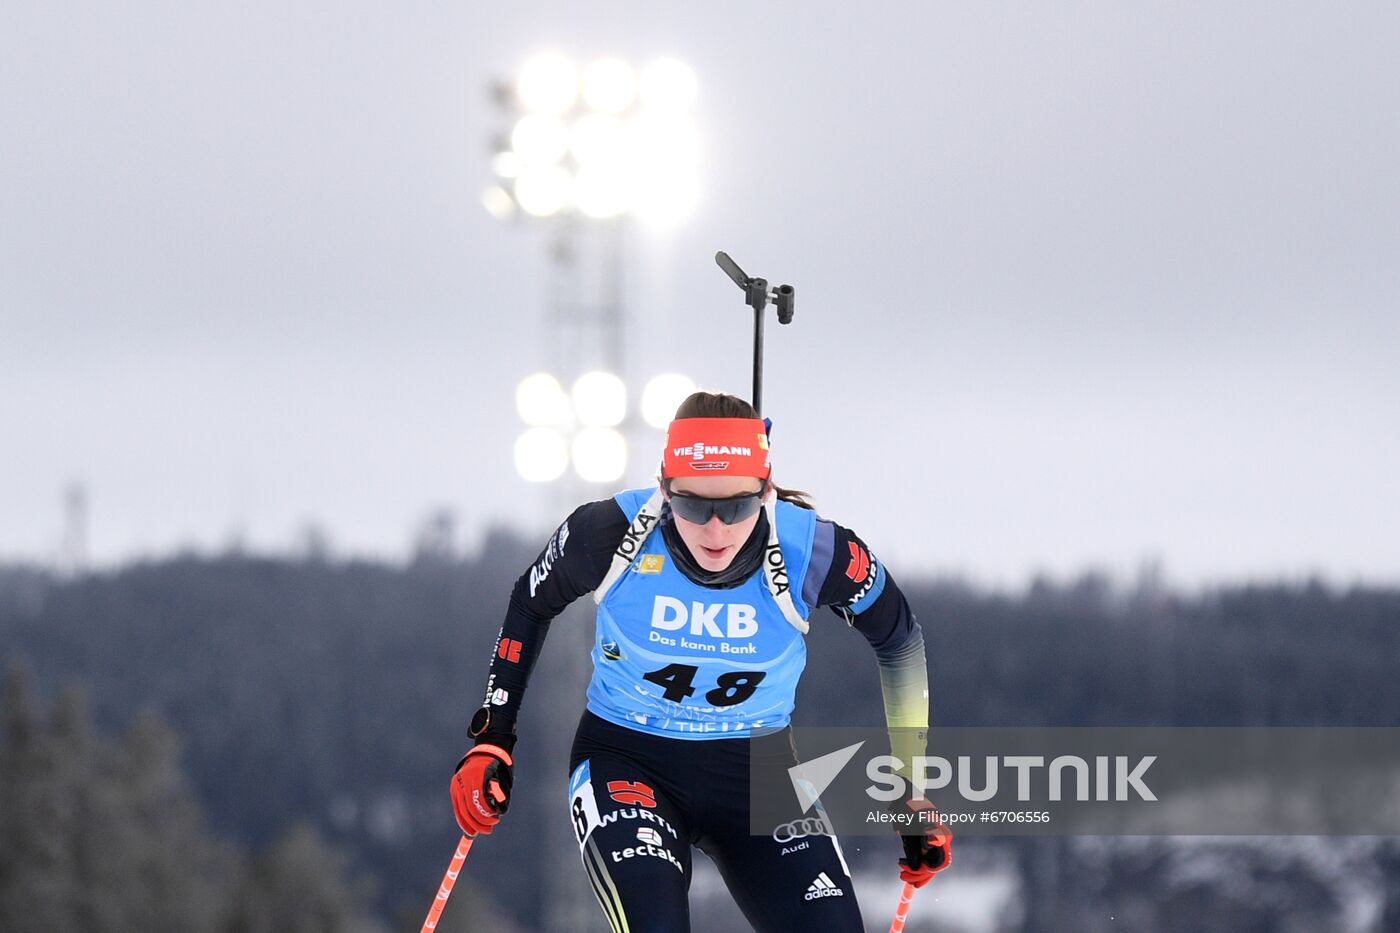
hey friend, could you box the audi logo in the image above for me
[771,818,831,844]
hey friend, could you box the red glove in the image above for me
[895,797,953,888]
[450,743,514,837]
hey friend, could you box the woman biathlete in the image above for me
[451,391,951,931]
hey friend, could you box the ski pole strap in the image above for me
[420,835,474,933]
[888,881,917,933]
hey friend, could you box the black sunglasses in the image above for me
[665,481,768,525]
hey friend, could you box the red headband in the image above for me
[662,418,771,479]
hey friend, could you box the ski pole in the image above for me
[888,880,917,933]
[419,834,474,932]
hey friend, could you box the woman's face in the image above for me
[665,474,770,572]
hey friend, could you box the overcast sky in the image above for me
[3,1,1398,587]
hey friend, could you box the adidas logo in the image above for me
[804,872,845,900]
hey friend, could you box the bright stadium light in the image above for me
[515,428,570,482]
[518,53,577,114]
[641,374,697,429]
[572,427,628,483]
[581,58,637,114]
[571,371,627,427]
[629,114,700,224]
[633,169,699,226]
[640,58,698,112]
[574,166,631,219]
[482,185,516,222]
[632,114,699,170]
[510,114,570,165]
[570,113,628,167]
[491,151,523,179]
[516,372,572,426]
[513,165,572,217]
[488,55,698,224]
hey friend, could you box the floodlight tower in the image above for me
[482,54,703,930]
[485,55,701,515]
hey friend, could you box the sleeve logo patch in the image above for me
[845,542,871,584]
[528,520,570,598]
[496,638,523,663]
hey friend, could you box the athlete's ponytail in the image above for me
[670,391,815,510]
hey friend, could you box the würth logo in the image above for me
[845,542,870,584]
[607,780,658,808]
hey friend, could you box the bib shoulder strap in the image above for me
[593,488,665,605]
[763,498,810,634]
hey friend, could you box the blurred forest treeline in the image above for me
[0,664,382,932]
[1,533,1398,931]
